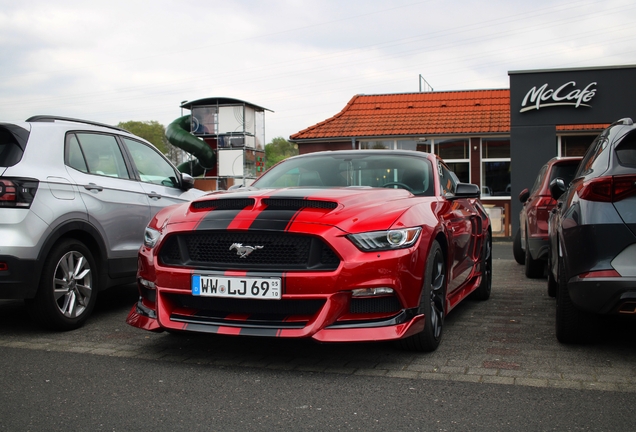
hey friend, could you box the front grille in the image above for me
[171,294,325,316]
[168,295,326,330]
[159,231,340,271]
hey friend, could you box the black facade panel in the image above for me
[510,125,556,235]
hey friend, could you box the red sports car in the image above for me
[127,150,492,352]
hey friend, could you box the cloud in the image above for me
[1,0,636,140]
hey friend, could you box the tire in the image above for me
[513,228,525,264]
[398,241,446,352]
[472,231,492,301]
[524,229,544,278]
[547,271,558,298]
[555,257,593,344]
[26,239,99,331]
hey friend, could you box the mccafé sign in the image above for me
[520,81,597,113]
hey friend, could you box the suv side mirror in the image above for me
[549,178,566,200]
[181,173,195,191]
[518,188,529,203]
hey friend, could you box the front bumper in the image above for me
[127,292,426,342]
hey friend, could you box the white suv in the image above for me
[0,116,205,330]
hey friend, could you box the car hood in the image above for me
[163,187,438,233]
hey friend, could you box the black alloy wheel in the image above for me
[398,240,446,352]
[472,231,492,301]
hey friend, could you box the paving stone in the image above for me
[3,254,636,392]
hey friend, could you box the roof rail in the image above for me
[610,117,634,127]
[25,115,129,133]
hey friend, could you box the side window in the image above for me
[438,161,457,195]
[65,134,88,173]
[576,133,609,178]
[530,165,547,195]
[616,131,636,168]
[123,138,178,187]
[73,133,130,179]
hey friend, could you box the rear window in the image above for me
[550,162,579,186]
[616,131,636,168]
[0,124,28,167]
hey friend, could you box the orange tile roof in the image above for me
[290,89,511,140]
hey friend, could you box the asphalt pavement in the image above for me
[1,241,636,430]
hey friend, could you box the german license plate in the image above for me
[192,275,281,300]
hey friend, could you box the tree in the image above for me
[117,120,184,166]
[265,137,298,169]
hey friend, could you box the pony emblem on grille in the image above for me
[229,243,264,258]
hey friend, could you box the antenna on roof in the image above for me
[419,75,433,92]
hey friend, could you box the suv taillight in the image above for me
[578,175,636,203]
[0,178,39,208]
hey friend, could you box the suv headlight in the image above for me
[348,227,421,251]
[143,227,161,248]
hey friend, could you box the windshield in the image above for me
[253,153,435,196]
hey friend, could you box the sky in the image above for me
[2,0,636,142]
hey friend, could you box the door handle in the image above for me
[84,183,103,192]
[147,192,162,200]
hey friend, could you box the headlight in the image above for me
[348,227,421,251]
[143,227,161,248]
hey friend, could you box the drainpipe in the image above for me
[351,137,356,149]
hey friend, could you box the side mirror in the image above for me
[549,178,566,200]
[452,183,480,199]
[518,188,530,203]
[181,173,195,191]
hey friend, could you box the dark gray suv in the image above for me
[548,117,636,343]
[0,116,205,330]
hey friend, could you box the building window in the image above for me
[359,139,419,150]
[481,138,510,197]
[360,140,392,149]
[559,135,597,157]
[435,138,468,159]
[434,138,469,183]
[396,140,417,151]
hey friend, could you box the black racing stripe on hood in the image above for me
[248,190,324,231]
[196,209,244,230]
[249,209,301,231]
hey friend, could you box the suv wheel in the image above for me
[524,229,544,278]
[555,257,595,344]
[27,239,98,330]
